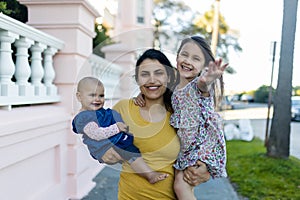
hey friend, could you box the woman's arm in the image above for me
[183,160,210,186]
[101,147,124,164]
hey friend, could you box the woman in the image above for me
[101,49,210,199]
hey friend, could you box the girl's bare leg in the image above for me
[130,157,168,184]
[174,169,196,200]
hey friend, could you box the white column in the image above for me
[14,36,35,96]
[43,46,58,96]
[30,41,46,96]
[0,30,18,96]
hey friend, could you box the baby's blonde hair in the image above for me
[77,77,103,92]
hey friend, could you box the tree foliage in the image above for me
[293,86,300,96]
[152,0,192,50]
[254,85,275,103]
[0,0,27,23]
[93,23,113,57]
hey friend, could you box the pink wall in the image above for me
[0,0,105,199]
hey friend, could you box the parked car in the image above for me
[240,94,254,102]
[231,94,240,102]
[291,96,300,121]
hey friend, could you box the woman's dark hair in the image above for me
[177,36,224,108]
[135,49,179,112]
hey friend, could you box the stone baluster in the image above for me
[43,46,58,96]
[0,30,18,96]
[30,42,46,96]
[14,36,34,96]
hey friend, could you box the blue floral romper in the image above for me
[170,77,227,178]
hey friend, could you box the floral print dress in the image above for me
[170,77,227,178]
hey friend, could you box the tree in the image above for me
[267,0,298,158]
[93,23,113,57]
[0,0,27,23]
[255,85,275,103]
[152,0,191,50]
[293,86,300,96]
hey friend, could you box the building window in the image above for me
[136,0,145,24]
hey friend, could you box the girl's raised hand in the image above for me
[197,58,228,92]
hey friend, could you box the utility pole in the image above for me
[265,41,277,147]
[211,0,220,55]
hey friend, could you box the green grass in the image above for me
[226,138,300,200]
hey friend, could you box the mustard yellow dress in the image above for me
[113,99,180,200]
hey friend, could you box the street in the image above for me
[220,102,300,159]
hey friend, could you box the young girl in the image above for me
[171,36,228,200]
[134,36,228,200]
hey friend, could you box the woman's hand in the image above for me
[183,160,210,186]
[133,93,145,107]
[101,147,123,164]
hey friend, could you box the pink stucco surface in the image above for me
[0,1,104,199]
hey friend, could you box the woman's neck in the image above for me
[139,98,166,122]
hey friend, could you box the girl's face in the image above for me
[176,41,206,81]
[76,83,105,111]
[136,58,169,101]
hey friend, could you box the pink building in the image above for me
[0,0,154,199]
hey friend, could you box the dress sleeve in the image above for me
[83,122,120,141]
[199,94,223,129]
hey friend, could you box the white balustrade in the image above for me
[0,13,64,110]
[0,30,18,97]
[30,42,46,96]
[44,47,58,96]
[15,36,34,96]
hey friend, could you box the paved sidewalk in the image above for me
[81,166,239,200]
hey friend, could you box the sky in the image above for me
[185,0,300,93]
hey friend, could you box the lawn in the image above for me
[226,138,300,200]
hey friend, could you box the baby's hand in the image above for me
[198,58,228,92]
[116,122,129,132]
[133,93,145,107]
